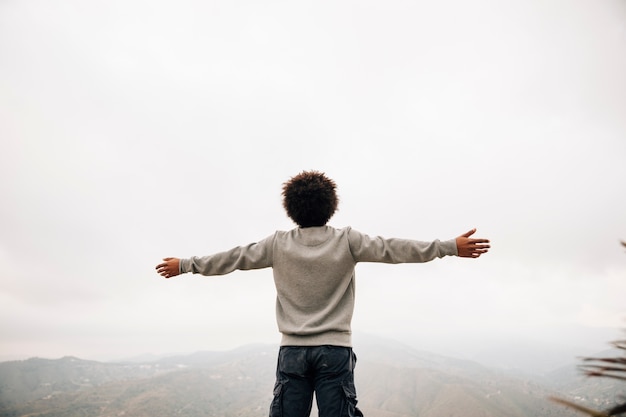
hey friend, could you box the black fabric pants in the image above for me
[269,345,364,417]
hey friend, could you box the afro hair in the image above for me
[282,171,339,227]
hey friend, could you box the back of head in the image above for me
[282,171,339,228]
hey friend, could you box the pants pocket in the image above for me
[341,380,364,417]
[269,380,284,417]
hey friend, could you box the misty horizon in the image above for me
[1,0,625,365]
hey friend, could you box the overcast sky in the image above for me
[1,0,625,363]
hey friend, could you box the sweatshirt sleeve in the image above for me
[347,228,457,263]
[179,234,275,276]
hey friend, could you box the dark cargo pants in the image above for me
[269,345,364,417]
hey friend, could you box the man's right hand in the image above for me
[455,229,490,258]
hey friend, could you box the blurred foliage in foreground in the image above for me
[550,339,626,416]
[550,241,626,416]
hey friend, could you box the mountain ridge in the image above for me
[1,335,619,417]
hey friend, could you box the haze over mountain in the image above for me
[0,334,620,417]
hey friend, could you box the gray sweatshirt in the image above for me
[180,226,457,347]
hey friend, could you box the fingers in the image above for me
[469,238,490,244]
[460,229,491,245]
[155,258,177,278]
[460,248,489,258]
[472,248,489,256]
[155,263,171,273]
[459,228,489,248]
[468,241,490,250]
[157,268,174,278]
[155,265,170,277]
[468,242,490,252]
[156,258,174,269]
[461,228,476,238]
[456,235,491,257]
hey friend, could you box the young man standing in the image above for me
[156,170,490,417]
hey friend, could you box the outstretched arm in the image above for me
[455,229,490,258]
[156,257,181,278]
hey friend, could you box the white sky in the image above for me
[1,0,625,362]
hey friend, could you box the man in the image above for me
[156,170,490,417]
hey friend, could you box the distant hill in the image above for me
[0,336,619,417]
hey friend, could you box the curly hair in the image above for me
[282,171,339,227]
